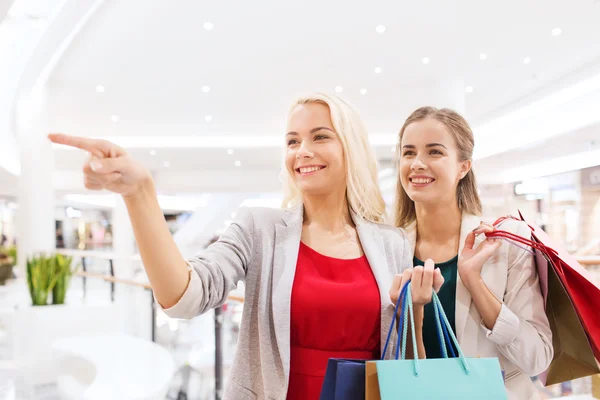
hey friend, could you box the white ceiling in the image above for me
[8,0,600,195]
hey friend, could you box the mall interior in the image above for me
[1,0,600,399]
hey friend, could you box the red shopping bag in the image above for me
[488,212,600,362]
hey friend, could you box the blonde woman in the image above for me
[390,107,553,399]
[49,93,441,400]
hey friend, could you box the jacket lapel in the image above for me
[353,214,397,358]
[271,204,303,379]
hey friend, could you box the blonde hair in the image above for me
[281,93,387,223]
[394,107,482,228]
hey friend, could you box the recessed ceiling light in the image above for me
[375,25,386,34]
[164,161,170,167]
[205,115,213,122]
[234,160,241,167]
[465,86,474,93]
[422,57,430,65]
[335,86,343,93]
[149,149,157,156]
[96,85,105,93]
[360,88,368,95]
[201,86,211,93]
[551,28,562,36]
[479,53,487,61]
[374,67,382,74]
[110,115,119,122]
[203,22,214,31]
[227,149,234,155]
[523,57,531,64]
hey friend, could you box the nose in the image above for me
[410,156,427,171]
[296,141,314,159]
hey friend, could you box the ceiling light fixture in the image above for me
[480,53,487,60]
[96,85,105,93]
[202,86,211,93]
[375,25,386,33]
[164,161,170,167]
[360,88,367,95]
[110,115,119,122]
[465,86,474,93]
[205,115,213,122]
[234,160,241,167]
[203,22,214,31]
[551,28,562,36]
[523,57,531,64]
[149,150,157,156]
[422,57,430,65]
[227,149,234,155]
[374,67,382,74]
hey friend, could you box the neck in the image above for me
[302,190,353,231]
[415,200,462,244]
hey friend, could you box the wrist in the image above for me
[463,275,484,293]
[123,175,156,203]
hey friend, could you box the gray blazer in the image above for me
[158,204,412,399]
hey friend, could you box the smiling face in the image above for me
[284,102,346,197]
[399,117,471,206]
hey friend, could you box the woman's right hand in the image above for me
[48,133,152,197]
[389,259,444,306]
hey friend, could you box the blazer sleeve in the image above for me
[157,206,255,319]
[479,220,554,376]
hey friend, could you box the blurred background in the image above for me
[0,0,599,398]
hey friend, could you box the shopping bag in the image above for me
[490,213,600,384]
[318,358,367,400]
[321,281,409,400]
[373,283,507,400]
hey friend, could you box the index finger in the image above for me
[48,133,116,158]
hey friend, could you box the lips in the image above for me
[296,165,326,175]
[409,176,435,186]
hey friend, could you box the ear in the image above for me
[459,159,472,180]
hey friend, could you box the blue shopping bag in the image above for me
[318,358,368,400]
[374,283,508,400]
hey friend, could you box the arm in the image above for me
[156,205,254,319]
[466,222,553,376]
[124,179,190,309]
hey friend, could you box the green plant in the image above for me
[26,253,77,306]
[52,254,75,305]
[26,254,58,306]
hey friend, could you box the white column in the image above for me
[15,87,55,271]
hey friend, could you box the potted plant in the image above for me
[26,253,77,306]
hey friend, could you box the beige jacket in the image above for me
[159,204,412,399]
[405,213,553,400]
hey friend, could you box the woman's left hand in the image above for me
[458,222,502,291]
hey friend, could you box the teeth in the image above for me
[412,178,432,184]
[299,166,322,174]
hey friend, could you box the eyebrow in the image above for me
[286,127,335,136]
[401,143,447,149]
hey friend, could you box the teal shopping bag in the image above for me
[375,283,508,400]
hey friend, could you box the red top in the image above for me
[286,242,381,400]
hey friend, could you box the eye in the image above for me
[287,139,299,146]
[430,149,443,155]
[402,150,415,156]
[314,134,328,140]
